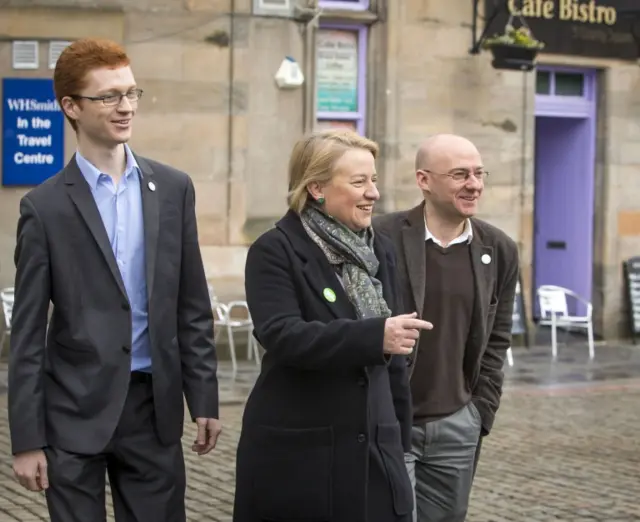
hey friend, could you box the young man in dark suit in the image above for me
[8,38,221,522]
[373,134,519,522]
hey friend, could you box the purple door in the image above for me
[533,116,594,317]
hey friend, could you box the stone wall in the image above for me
[600,64,640,338]
[0,1,303,300]
[377,0,535,325]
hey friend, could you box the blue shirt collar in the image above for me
[75,144,140,191]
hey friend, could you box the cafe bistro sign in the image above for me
[484,0,638,60]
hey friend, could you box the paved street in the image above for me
[1,343,640,521]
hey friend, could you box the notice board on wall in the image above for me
[316,29,359,113]
[623,256,640,343]
[2,78,65,187]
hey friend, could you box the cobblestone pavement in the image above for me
[1,345,640,521]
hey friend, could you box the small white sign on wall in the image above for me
[12,41,38,70]
[49,41,71,69]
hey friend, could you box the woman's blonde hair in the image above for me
[287,129,379,214]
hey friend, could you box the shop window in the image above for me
[316,25,367,135]
[554,72,584,97]
[535,71,551,95]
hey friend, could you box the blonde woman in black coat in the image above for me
[232,130,433,522]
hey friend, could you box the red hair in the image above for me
[53,38,130,129]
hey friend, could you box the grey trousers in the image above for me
[404,402,483,522]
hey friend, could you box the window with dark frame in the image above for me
[535,69,586,98]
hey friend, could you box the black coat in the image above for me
[233,210,413,522]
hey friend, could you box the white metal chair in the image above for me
[207,284,260,374]
[1,287,14,358]
[536,285,594,360]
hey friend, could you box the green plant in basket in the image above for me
[482,25,545,50]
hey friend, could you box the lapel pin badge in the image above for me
[323,287,337,303]
[148,181,156,192]
[481,254,491,265]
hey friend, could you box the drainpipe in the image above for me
[226,0,236,244]
[520,70,532,343]
[301,8,320,133]
[520,70,528,236]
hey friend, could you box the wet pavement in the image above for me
[1,341,640,521]
[503,340,640,388]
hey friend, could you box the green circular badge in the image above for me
[323,287,337,303]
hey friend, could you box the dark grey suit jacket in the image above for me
[8,154,218,455]
[374,203,519,435]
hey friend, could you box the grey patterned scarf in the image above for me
[300,205,391,319]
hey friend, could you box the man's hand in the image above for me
[13,449,48,492]
[192,418,222,455]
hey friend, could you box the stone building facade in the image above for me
[1,0,639,340]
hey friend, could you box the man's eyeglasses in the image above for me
[70,88,144,107]
[419,168,489,182]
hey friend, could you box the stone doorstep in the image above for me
[207,276,246,304]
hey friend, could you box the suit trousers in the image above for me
[404,402,483,522]
[44,372,187,522]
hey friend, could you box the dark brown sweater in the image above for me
[411,241,475,424]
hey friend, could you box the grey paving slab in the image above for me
[0,343,639,521]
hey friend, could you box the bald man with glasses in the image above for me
[373,134,519,522]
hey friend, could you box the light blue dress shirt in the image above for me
[75,145,152,372]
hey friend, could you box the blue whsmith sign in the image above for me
[2,78,65,186]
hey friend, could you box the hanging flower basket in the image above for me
[482,25,545,72]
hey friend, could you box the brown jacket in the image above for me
[373,203,519,435]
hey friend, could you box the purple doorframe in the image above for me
[316,24,368,135]
[533,67,597,317]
